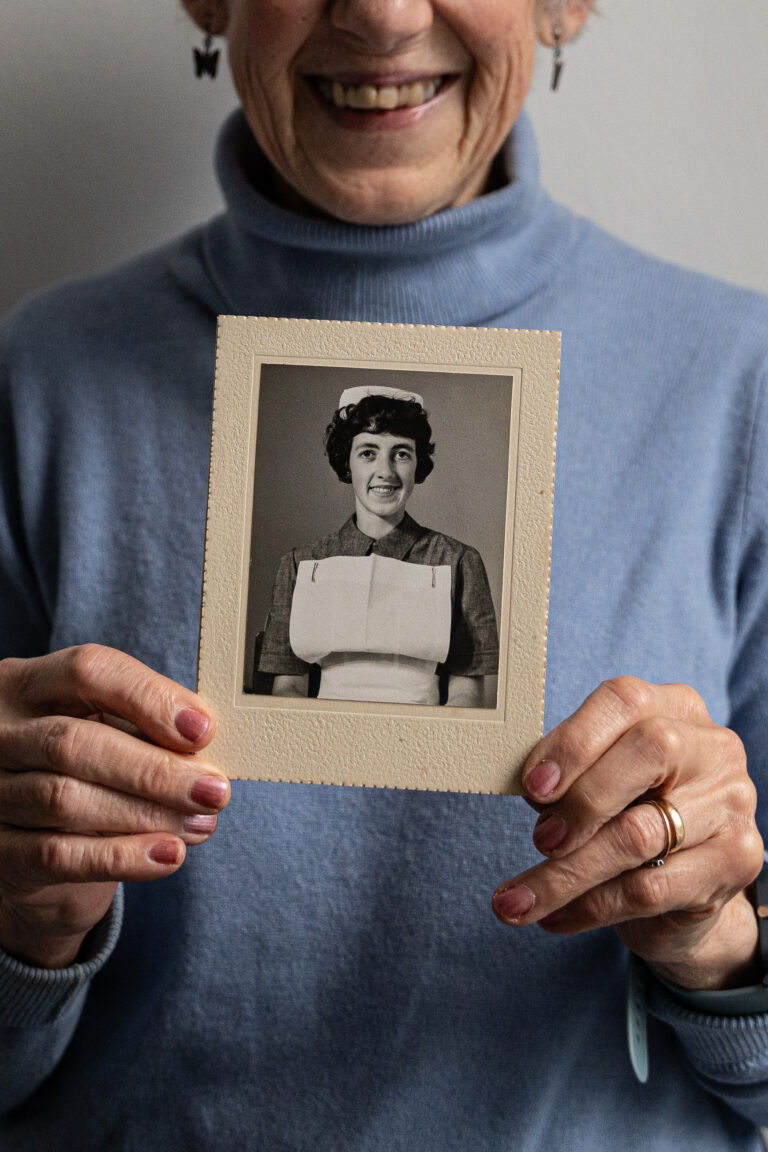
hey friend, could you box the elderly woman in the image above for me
[1,1,768,1150]
[259,387,499,706]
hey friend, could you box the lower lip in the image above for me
[308,77,456,133]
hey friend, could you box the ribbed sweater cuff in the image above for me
[650,977,768,1079]
[0,885,123,1027]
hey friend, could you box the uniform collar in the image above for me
[339,513,425,560]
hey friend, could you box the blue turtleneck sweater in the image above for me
[2,110,768,1150]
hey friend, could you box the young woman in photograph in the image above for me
[258,385,499,706]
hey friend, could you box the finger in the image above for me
[90,713,148,740]
[0,829,188,894]
[0,771,219,841]
[522,678,711,803]
[0,646,215,752]
[531,719,747,857]
[0,716,230,813]
[535,837,764,936]
[493,792,721,926]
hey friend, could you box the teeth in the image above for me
[377,86,399,110]
[318,77,443,111]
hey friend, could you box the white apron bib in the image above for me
[289,555,452,705]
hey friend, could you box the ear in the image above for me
[537,0,596,48]
[181,0,229,37]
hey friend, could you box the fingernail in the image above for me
[183,814,218,834]
[175,708,210,743]
[492,884,535,924]
[149,840,181,865]
[190,777,229,809]
[525,760,561,799]
[533,815,568,853]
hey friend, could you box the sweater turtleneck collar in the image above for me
[201,108,577,326]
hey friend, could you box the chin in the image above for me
[300,167,465,227]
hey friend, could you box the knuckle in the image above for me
[668,682,707,715]
[624,866,670,914]
[581,884,618,927]
[569,781,602,824]
[44,774,76,824]
[97,838,131,877]
[632,715,682,767]
[133,746,179,802]
[601,676,654,720]
[38,833,77,879]
[549,855,586,899]
[154,685,181,731]
[616,806,659,860]
[24,772,70,823]
[721,728,748,774]
[734,828,765,884]
[554,716,595,768]
[146,804,176,833]
[120,657,170,717]
[41,717,80,773]
[66,643,109,690]
[35,832,132,882]
[725,773,757,819]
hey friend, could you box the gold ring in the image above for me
[637,798,685,868]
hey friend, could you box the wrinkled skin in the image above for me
[184,0,593,224]
[0,647,229,968]
[493,678,763,991]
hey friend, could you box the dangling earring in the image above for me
[193,11,220,79]
[551,27,564,92]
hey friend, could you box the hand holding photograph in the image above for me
[198,317,560,793]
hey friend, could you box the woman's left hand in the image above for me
[492,677,765,990]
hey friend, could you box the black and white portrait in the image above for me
[244,363,512,709]
[200,317,558,789]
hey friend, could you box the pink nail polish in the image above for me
[149,841,180,866]
[183,814,217,834]
[525,760,561,799]
[175,708,210,743]
[492,884,535,923]
[533,815,568,853]
[190,777,229,809]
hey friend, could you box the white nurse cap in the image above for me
[338,385,424,410]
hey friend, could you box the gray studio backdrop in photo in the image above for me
[244,365,512,691]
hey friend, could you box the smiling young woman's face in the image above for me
[197,0,556,225]
[348,432,417,526]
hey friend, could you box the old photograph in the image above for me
[198,317,559,792]
[245,364,510,710]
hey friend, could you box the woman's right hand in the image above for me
[0,645,230,969]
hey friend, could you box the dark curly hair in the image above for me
[325,394,435,484]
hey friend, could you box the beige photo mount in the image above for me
[198,317,560,794]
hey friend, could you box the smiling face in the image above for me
[348,432,418,531]
[190,0,581,226]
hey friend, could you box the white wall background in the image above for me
[2,0,767,318]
